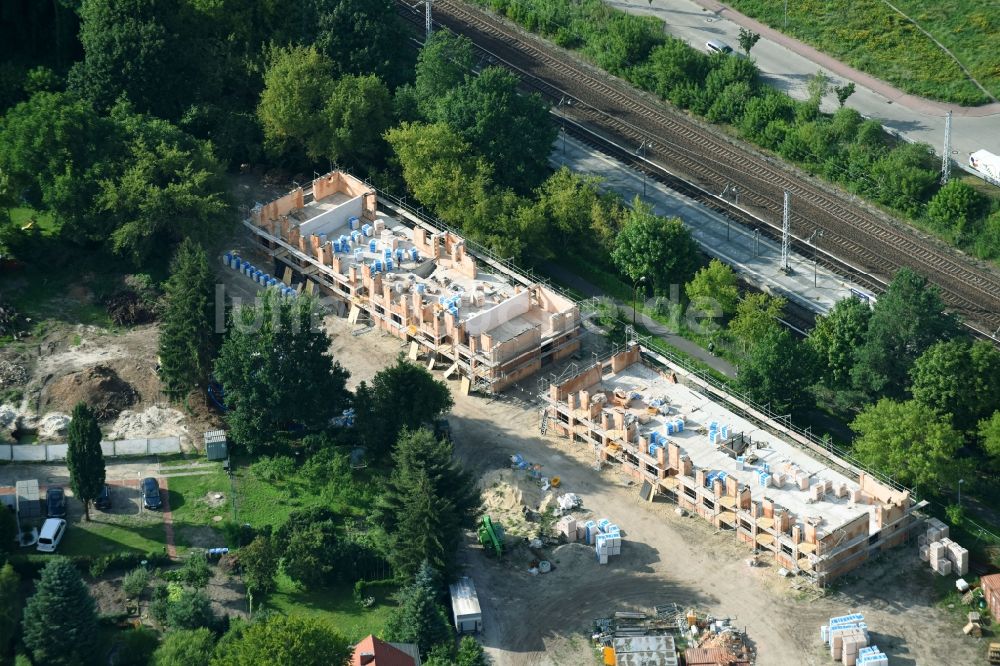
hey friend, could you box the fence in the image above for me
[0,437,181,462]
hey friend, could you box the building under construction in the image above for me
[245,170,582,393]
[542,344,922,585]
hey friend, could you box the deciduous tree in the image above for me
[0,564,20,659]
[434,67,556,193]
[611,200,700,294]
[911,339,1000,431]
[240,536,278,602]
[152,627,216,666]
[275,507,342,589]
[976,412,1000,470]
[851,268,958,398]
[729,292,786,352]
[926,180,986,241]
[685,259,739,316]
[353,357,453,456]
[834,82,856,108]
[808,296,872,389]
[415,30,476,117]
[737,28,760,56]
[851,399,962,490]
[66,402,105,521]
[257,45,335,161]
[214,291,350,453]
[323,74,392,169]
[159,239,216,399]
[22,558,99,666]
[211,614,351,666]
[735,328,817,415]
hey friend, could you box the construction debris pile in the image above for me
[821,613,887,666]
[918,518,969,576]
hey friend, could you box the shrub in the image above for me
[166,589,215,630]
[109,627,159,666]
[250,455,296,482]
[122,567,150,599]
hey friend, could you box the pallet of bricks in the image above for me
[820,613,886,666]
[918,517,969,576]
[579,519,622,565]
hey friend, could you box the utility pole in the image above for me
[636,141,650,198]
[808,229,824,287]
[425,0,433,42]
[781,190,791,272]
[941,110,952,184]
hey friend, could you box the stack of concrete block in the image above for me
[822,613,870,665]
[835,483,848,498]
[810,483,825,501]
[594,518,622,565]
[857,646,888,665]
[557,516,577,542]
[797,474,810,491]
[926,517,949,542]
[925,533,969,576]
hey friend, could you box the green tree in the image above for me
[159,239,216,399]
[808,296,872,389]
[214,291,350,453]
[166,589,215,630]
[531,167,616,251]
[434,67,556,193]
[834,82,856,107]
[611,199,699,294]
[729,292,786,352]
[384,562,454,658]
[976,411,1000,469]
[152,627,216,666]
[310,0,411,88]
[353,357,453,456]
[66,402,105,522]
[69,0,191,117]
[415,30,476,117]
[806,71,829,110]
[240,536,278,603]
[257,45,335,161]
[110,627,159,666]
[275,507,342,589]
[375,429,479,578]
[737,28,761,56]
[98,105,230,263]
[851,399,962,489]
[22,558,99,666]
[926,180,986,241]
[0,564,20,659]
[852,268,958,398]
[323,74,392,169]
[735,328,817,415]
[179,553,212,590]
[456,636,489,666]
[869,144,938,216]
[685,259,738,316]
[211,614,351,666]
[911,339,1000,431]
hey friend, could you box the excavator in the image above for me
[478,515,504,557]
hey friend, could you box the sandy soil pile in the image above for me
[41,363,137,420]
[108,405,189,441]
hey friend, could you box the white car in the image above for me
[706,40,734,55]
[36,518,66,553]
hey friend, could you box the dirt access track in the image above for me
[323,311,981,666]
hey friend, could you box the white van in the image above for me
[36,518,66,553]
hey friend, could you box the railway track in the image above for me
[399,0,1000,335]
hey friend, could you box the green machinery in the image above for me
[478,515,504,557]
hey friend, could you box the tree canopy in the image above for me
[808,296,872,389]
[384,562,454,658]
[910,339,1000,431]
[415,31,476,117]
[851,268,958,397]
[353,356,453,456]
[729,292,785,352]
[66,402,106,521]
[23,558,100,666]
[611,200,700,294]
[151,627,217,666]
[211,614,351,666]
[735,327,816,415]
[214,291,350,453]
[850,399,963,490]
[685,259,739,316]
[159,239,217,398]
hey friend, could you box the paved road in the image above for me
[607,0,1000,172]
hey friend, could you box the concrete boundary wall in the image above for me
[1,437,181,462]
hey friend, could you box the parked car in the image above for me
[46,487,66,518]
[95,485,112,511]
[706,39,734,55]
[141,477,162,510]
[36,518,66,553]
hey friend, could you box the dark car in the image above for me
[141,477,162,510]
[95,485,112,511]
[46,487,66,518]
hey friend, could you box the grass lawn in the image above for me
[9,207,57,234]
[728,0,998,104]
[268,573,398,642]
[58,513,170,558]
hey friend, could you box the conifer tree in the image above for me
[384,561,454,657]
[23,558,99,666]
[66,401,105,521]
[159,238,216,399]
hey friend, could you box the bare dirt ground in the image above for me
[322,312,984,666]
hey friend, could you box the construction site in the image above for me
[243,170,582,393]
[541,343,923,586]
